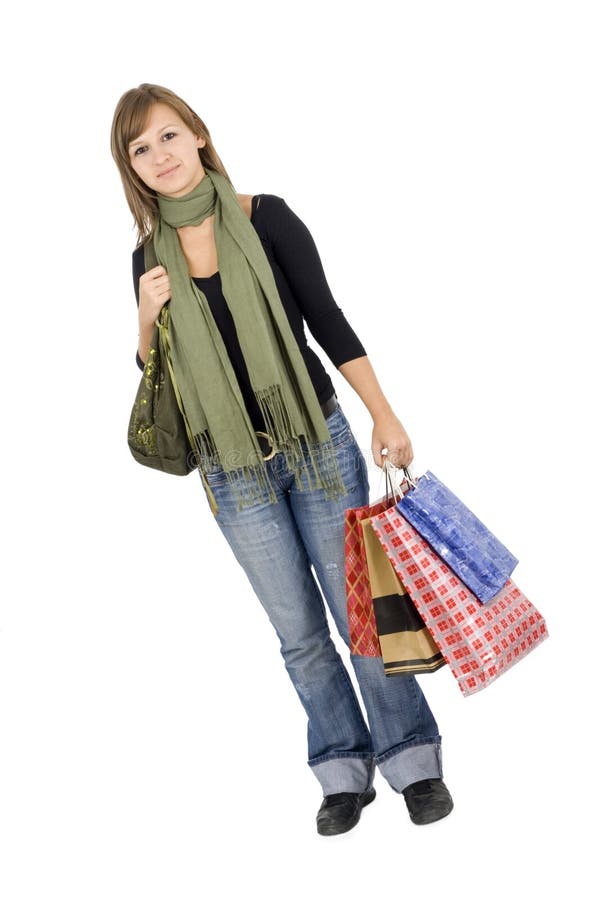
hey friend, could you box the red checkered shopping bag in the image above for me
[369,507,549,696]
[345,479,411,656]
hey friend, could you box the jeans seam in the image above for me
[334,655,373,748]
[410,669,422,734]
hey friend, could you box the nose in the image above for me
[152,146,172,167]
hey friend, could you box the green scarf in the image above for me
[152,168,348,512]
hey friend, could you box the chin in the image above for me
[156,180,185,195]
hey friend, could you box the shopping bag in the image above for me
[344,467,412,656]
[370,507,549,696]
[361,518,446,675]
[398,471,518,603]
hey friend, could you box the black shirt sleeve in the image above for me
[132,245,146,371]
[270,197,367,367]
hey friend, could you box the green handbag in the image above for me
[127,309,198,476]
[127,239,197,476]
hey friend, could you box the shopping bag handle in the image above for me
[383,455,417,486]
[379,456,417,503]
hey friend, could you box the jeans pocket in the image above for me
[200,461,227,486]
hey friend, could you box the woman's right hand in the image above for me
[138,265,172,329]
[137,266,172,365]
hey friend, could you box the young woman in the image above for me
[111,83,453,835]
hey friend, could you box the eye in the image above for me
[162,131,177,141]
[133,145,147,156]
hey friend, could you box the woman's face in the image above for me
[128,102,206,197]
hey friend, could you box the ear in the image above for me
[195,134,206,150]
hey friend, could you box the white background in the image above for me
[1,1,598,897]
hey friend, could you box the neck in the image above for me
[177,216,214,238]
[157,168,216,228]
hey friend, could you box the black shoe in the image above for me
[402,778,454,825]
[316,786,376,836]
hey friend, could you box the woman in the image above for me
[111,83,453,835]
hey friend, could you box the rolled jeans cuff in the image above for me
[308,753,376,795]
[377,739,443,794]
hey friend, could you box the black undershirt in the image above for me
[132,193,367,431]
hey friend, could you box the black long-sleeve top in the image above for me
[132,193,367,431]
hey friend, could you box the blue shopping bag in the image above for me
[396,470,518,603]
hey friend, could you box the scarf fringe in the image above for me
[256,384,348,504]
[193,427,277,511]
[193,384,349,512]
[194,385,348,511]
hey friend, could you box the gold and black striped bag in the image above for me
[360,517,446,676]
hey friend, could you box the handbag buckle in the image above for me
[255,430,277,461]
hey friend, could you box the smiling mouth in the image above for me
[158,165,179,177]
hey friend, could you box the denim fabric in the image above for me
[199,402,443,795]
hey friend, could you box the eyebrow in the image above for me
[129,124,180,149]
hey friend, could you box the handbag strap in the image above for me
[143,237,158,271]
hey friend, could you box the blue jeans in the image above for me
[199,401,443,795]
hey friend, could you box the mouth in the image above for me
[157,164,179,178]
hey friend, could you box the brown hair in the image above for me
[110,83,234,246]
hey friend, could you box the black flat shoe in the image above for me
[316,786,376,836]
[402,778,454,825]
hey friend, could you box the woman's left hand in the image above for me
[371,410,414,469]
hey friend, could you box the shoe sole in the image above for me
[317,787,377,836]
[409,798,454,825]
